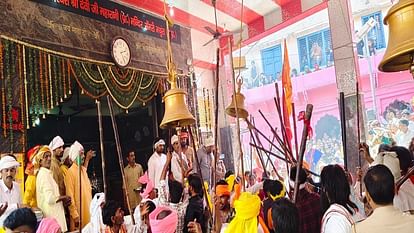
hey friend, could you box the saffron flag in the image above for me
[281,40,293,151]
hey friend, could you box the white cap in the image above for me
[171,135,179,145]
[49,136,64,151]
[154,139,166,149]
[204,137,214,147]
[0,155,20,171]
[69,141,84,161]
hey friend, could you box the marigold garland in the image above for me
[0,40,6,138]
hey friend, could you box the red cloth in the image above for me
[281,40,294,160]
[295,189,321,233]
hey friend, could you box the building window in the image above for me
[259,44,282,86]
[361,11,386,50]
[297,28,333,73]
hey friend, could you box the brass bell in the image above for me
[226,78,248,119]
[160,88,196,129]
[379,0,414,77]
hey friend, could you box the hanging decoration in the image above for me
[0,35,167,140]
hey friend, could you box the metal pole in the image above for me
[96,100,107,198]
[339,92,348,171]
[364,36,378,120]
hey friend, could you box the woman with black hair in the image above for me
[320,165,359,233]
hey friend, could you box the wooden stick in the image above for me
[96,100,107,199]
[291,103,299,161]
[78,146,82,233]
[250,143,320,177]
[396,166,414,189]
[247,126,278,178]
[356,82,362,197]
[245,118,288,161]
[213,47,220,188]
[228,37,245,190]
[107,96,135,224]
[339,92,348,171]
[188,126,213,221]
[274,83,293,156]
[293,104,313,204]
[258,109,294,162]
[249,116,269,176]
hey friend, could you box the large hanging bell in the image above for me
[225,78,248,119]
[160,88,196,129]
[379,0,414,77]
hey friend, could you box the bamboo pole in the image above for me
[250,143,320,177]
[96,100,107,198]
[245,118,288,159]
[274,83,294,158]
[78,148,82,233]
[293,104,313,204]
[356,82,362,197]
[107,96,135,224]
[291,103,299,160]
[228,37,245,190]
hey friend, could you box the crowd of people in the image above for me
[0,127,414,233]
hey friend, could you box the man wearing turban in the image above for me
[224,192,267,233]
[0,155,22,228]
[64,141,93,231]
[170,134,190,184]
[23,145,40,208]
[48,136,66,196]
[34,145,71,232]
[149,206,178,233]
[148,138,167,188]
[214,180,233,233]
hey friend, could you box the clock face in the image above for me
[111,38,131,67]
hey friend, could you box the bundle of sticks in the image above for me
[243,83,314,203]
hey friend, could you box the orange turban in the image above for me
[25,145,41,175]
[216,184,231,197]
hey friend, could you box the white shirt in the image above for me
[394,180,414,212]
[36,167,67,232]
[0,179,21,226]
[321,204,355,233]
[147,152,166,189]
[171,151,188,184]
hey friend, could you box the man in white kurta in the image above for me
[147,139,166,188]
[170,135,189,184]
[0,155,22,228]
[34,146,70,232]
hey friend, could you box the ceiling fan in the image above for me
[203,0,242,47]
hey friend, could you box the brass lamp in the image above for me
[379,0,414,78]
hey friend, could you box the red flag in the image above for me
[282,40,293,148]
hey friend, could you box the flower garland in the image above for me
[18,44,26,151]
[0,40,6,138]
[0,35,171,132]
[23,45,29,129]
[39,51,45,116]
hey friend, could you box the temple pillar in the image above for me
[327,0,365,175]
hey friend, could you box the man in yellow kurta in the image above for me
[49,136,66,196]
[124,150,143,210]
[22,145,40,208]
[65,141,92,231]
[34,145,71,232]
[60,147,71,179]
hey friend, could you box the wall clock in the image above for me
[111,37,131,68]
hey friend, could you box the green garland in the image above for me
[1,36,167,132]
